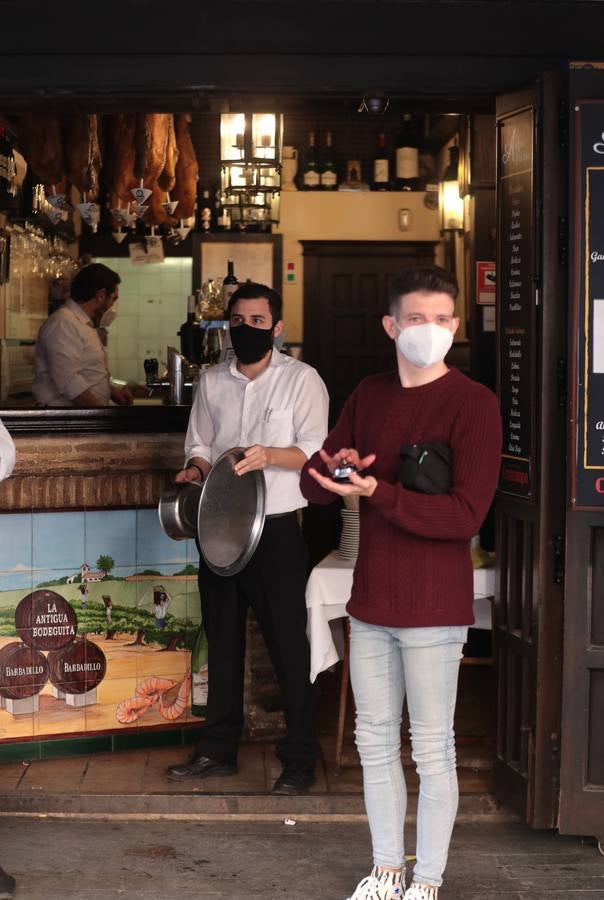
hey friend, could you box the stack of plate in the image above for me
[337,509,360,560]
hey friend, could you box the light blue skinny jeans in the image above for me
[349,617,468,887]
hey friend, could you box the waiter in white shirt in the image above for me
[165,282,329,795]
[33,263,132,407]
[0,416,17,900]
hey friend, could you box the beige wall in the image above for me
[273,192,442,342]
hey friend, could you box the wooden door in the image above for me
[558,74,604,848]
[302,240,437,424]
[301,240,437,567]
[493,75,567,827]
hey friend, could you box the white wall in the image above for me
[97,257,192,385]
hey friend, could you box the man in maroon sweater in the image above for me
[301,266,502,900]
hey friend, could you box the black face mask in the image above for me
[230,323,274,364]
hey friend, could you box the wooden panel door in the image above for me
[493,75,566,827]
[301,240,436,566]
[558,76,604,848]
[302,240,436,423]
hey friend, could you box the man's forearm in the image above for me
[267,447,308,471]
[71,388,104,407]
[185,455,211,479]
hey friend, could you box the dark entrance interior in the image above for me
[3,0,604,844]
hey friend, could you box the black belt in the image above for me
[265,511,298,520]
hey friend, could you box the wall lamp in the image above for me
[439,145,464,233]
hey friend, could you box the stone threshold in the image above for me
[0,789,517,822]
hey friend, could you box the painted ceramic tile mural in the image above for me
[0,508,207,745]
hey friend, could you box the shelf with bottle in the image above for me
[300,129,342,191]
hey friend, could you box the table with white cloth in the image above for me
[305,551,495,769]
[306,551,495,682]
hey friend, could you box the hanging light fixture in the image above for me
[219,112,283,229]
[439,144,464,233]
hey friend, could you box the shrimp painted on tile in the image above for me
[116,696,154,725]
[135,676,177,705]
[159,674,191,721]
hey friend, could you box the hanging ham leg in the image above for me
[171,113,198,220]
[134,113,170,185]
[18,113,65,185]
[66,114,102,201]
[105,114,137,224]
[157,114,179,192]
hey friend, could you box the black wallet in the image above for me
[398,442,452,494]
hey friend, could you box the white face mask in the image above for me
[99,308,117,329]
[395,321,454,368]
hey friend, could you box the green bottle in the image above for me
[191,623,209,717]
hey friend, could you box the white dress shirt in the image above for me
[184,348,329,515]
[33,298,111,406]
[0,418,15,481]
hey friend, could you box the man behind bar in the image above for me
[165,282,328,794]
[301,266,502,900]
[33,262,132,408]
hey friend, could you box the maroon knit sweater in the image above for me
[300,368,502,628]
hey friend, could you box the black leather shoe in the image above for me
[0,865,16,900]
[165,755,237,781]
[271,763,315,795]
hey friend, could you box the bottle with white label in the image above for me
[191,624,209,716]
[372,132,390,191]
[302,131,320,190]
[395,114,419,191]
[320,131,338,191]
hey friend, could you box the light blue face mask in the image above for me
[394,321,454,368]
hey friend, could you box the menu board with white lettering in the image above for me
[571,101,604,508]
[497,107,536,499]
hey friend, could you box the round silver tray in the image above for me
[197,447,266,577]
[157,447,266,577]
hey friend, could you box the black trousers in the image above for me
[195,513,318,768]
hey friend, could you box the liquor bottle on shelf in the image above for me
[395,114,420,191]
[178,294,203,365]
[191,623,209,716]
[320,131,338,191]
[215,191,231,231]
[302,131,320,190]
[372,132,390,191]
[199,188,213,233]
[222,258,238,313]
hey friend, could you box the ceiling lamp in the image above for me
[219,113,283,229]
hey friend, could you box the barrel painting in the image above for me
[15,590,78,651]
[47,637,107,695]
[0,642,49,699]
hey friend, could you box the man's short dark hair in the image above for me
[387,266,458,316]
[227,282,283,326]
[71,263,121,303]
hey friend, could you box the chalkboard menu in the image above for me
[497,107,536,499]
[571,101,604,509]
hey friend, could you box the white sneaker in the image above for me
[402,883,438,900]
[346,866,406,900]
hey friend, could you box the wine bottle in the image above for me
[191,623,209,716]
[372,132,390,191]
[222,258,238,313]
[302,131,320,190]
[395,114,419,191]
[320,131,338,191]
[178,295,203,364]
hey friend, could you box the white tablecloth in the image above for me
[305,552,495,683]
